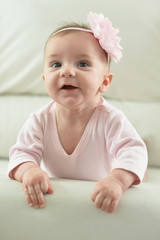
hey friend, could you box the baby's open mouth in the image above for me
[61,85,77,90]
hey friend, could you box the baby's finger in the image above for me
[41,180,54,194]
[101,197,111,211]
[34,184,45,208]
[47,181,54,194]
[107,199,119,213]
[91,189,99,202]
[95,193,105,209]
[24,187,33,207]
[28,185,39,208]
[40,180,49,193]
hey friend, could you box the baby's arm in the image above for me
[91,169,137,213]
[13,162,53,208]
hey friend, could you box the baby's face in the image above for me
[43,31,112,110]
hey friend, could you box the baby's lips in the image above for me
[61,85,78,90]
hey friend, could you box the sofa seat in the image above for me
[0,166,160,240]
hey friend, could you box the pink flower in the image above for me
[87,11,123,63]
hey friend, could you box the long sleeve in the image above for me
[106,111,148,184]
[8,113,44,178]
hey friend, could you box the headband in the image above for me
[53,12,123,63]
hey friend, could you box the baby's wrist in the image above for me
[109,169,137,191]
[14,162,39,182]
[106,173,125,191]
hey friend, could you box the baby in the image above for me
[8,12,148,213]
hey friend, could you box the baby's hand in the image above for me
[22,167,53,209]
[91,177,123,213]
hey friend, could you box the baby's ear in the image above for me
[99,73,113,93]
[42,73,45,82]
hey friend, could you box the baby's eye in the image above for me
[77,62,89,67]
[51,62,61,68]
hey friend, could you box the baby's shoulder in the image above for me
[99,98,135,134]
[98,97,124,120]
[29,100,55,123]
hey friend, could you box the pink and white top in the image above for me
[8,98,148,184]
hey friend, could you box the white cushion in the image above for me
[0,159,8,176]
[0,169,160,240]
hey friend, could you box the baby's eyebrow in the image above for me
[46,53,95,62]
[47,54,59,60]
[76,54,94,59]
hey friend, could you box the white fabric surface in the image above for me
[0,167,160,240]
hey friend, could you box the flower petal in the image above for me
[87,11,122,63]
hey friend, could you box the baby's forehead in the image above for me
[46,31,95,47]
[45,31,105,58]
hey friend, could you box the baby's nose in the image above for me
[60,66,76,78]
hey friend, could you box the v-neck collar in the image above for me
[51,106,99,160]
